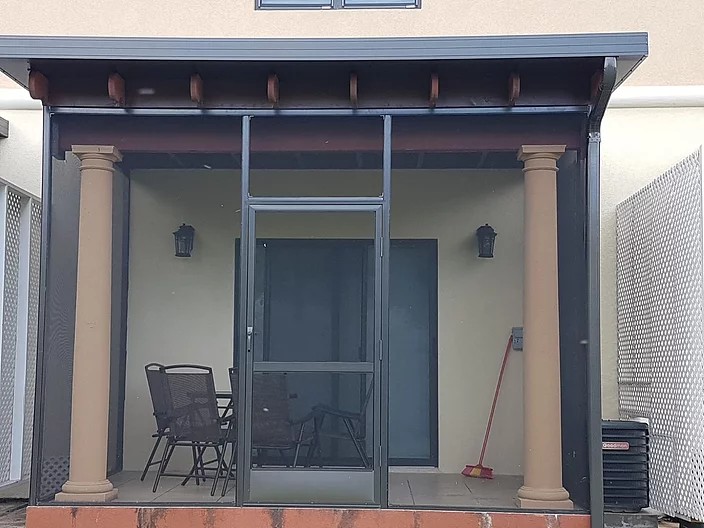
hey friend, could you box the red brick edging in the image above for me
[27,506,590,528]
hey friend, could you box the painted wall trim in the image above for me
[0,89,40,111]
[610,85,704,108]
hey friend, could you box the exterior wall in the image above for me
[600,106,704,417]
[0,107,42,197]
[0,1,702,88]
[124,168,525,474]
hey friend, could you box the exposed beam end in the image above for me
[28,70,49,104]
[190,73,204,106]
[267,73,280,106]
[429,72,439,108]
[508,72,520,106]
[350,72,359,107]
[108,73,126,107]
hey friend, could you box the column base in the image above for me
[516,496,573,510]
[55,479,118,503]
[55,488,118,502]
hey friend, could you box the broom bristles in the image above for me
[462,464,494,479]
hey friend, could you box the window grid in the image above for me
[256,0,419,10]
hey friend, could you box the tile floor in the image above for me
[107,470,521,508]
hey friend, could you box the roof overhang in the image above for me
[0,32,647,90]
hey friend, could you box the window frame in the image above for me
[256,0,420,10]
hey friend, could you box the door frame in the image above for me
[234,115,392,507]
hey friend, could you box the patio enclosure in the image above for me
[30,112,593,511]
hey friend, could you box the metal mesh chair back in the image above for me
[145,363,170,433]
[228,367,239,413]
[162,364,222,443]
[251,373,294,448]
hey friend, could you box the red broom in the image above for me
[462,334,514,479]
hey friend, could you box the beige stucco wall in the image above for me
[599,106,704,418]
[0,108,42,197]
[0,1,703,87]
[124,168,525,474]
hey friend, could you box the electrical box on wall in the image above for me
[511,327,523,350]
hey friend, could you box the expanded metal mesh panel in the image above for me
[22,200,41,478]
[39,456,69,499]
[616,148,704,520]
[0,190,23,483]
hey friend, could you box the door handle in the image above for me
[246,326,254,353]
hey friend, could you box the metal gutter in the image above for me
[0,116,8,138]
[586,55,617,528]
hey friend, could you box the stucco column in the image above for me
[55,146,121,503]
[516,145,572,510]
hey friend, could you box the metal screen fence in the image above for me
[616,148,704,521]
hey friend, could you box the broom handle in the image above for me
[477,335,514,465]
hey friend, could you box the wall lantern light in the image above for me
[476,224,497,258]
[173,224,195,258]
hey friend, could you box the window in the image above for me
[257,0,419,9]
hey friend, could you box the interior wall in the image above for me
[124,168,525,475]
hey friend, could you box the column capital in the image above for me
[71,145,123,164]
[517,145,566,162]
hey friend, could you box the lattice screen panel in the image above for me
[22,200,41,478]
[0,190,23,484]
[616,148,704,520]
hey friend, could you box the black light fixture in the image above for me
[173,224,195,258]
[476,224,497,258]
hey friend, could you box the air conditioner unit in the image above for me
[603,420,649,513]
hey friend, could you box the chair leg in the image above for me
[183,445,207,486]
[211,443,227,497]
[152,438,172,493]
[140,433,163,482]
[221,442,238,497]
[193,446,201,485]
[293,422,306,468]
[305,415,323,467]
[343,418,369,468]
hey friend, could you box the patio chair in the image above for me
[140,363,171,481]
[312,380,374,468]
[152,364,236,496]
[219,368,317,496]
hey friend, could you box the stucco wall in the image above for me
[600,106,704,418]
[124,168,525,474]
[0,108,42,197]
[1,1,703,87]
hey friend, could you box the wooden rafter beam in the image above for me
[508,73,520,106]
[590,70,604,101]
[28,70,49,104]
[190,74,204,106]
[267,73,279,106]
[350,72,358,107]
[429,72,439,108]
[108,73,126,107]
